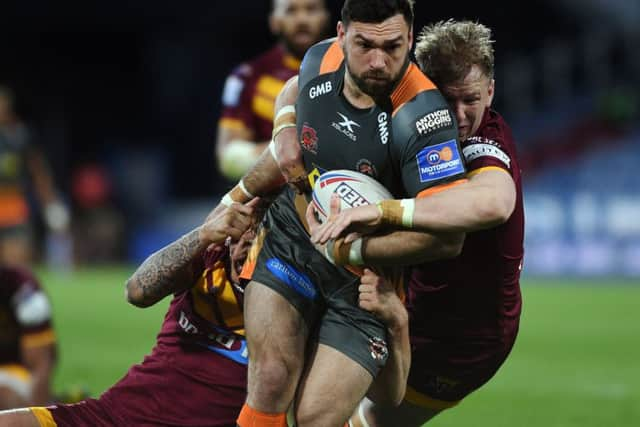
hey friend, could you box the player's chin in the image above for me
[458,127,471,141]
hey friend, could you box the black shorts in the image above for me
[248,189,388,377]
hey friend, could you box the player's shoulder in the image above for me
[469,109,516,150]
[299,38,342,88]
[390,63,455,142]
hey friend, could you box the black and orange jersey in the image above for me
[218,44,301,142]
[156,247,247,366]
[0,267,55,365]
[297,39,466,199]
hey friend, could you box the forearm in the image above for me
[413,189,506,233]
[366,318,411,405]
[411,171,516,233]
[362,230,464,266]
[23,345,55,405]
[241,146,287,196]
[125,228,205,307]
[30,362,53,405]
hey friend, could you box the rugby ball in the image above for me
[311,170,392,223]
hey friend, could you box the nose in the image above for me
[453,102,466,124]
[370,49,386,70]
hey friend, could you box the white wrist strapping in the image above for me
[220,193,234,207]
[274,105,295,122]
[238,179,255,200]
[269,140,278,162]
[400,199,415,228]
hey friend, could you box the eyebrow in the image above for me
[354,34,403,46]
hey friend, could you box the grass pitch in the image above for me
[38,267,640,427]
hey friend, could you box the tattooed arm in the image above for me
[125,201,258,308]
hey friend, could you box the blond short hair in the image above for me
[415,20,494,86]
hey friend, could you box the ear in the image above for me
[487,78,495,107]
[269,12,281,36]
[337,21,346,45]
[408,29,413,48]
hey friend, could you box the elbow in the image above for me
[439,233,465,259]
[478,193,515,228]
[389,385,408,407]
[125,278,151,308]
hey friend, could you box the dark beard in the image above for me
[346,55,408,101]
[279,28,319,59]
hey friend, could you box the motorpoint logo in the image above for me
[416,139,465,183]
[426,146,454,165]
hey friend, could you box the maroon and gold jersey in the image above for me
[155,246,247,368]
[41,247,248,427]
[218,44,301,142]
[408,107,523,342]
[404,108,523,404]
[0,267,55,365]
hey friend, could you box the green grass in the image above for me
[37,268,640,426]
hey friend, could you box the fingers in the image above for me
[344,231,361,244]
[329,193,341,218]
[306,201,321,234]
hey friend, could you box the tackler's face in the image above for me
[271,0,330,58]
[440,64,495,141]
[229,228,256,285]
[338,14,412,99]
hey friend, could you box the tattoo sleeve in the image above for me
[126,228,206,307]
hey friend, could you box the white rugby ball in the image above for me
[311,170,392,223]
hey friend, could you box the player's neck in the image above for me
[343,70,376,109]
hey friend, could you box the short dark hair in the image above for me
[341,0,414,27]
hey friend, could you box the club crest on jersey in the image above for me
[301,123,318,154]
[416,139,464,183]
[332,112,360,141]
[415,109,453,135]
[356,159,377,178]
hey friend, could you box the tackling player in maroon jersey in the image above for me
[309,20,524,427]
[0,200,261,426]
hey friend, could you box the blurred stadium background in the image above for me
[2,0,639,425]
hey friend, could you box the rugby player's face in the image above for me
[271,0,329,58]
[229,229,255,284]
[440,65,494,141]
[339,15,412,99]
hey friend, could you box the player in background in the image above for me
[309,20,525,427]
[0,266,56,410]
[0,86,70,268]
[215,0,329,180]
